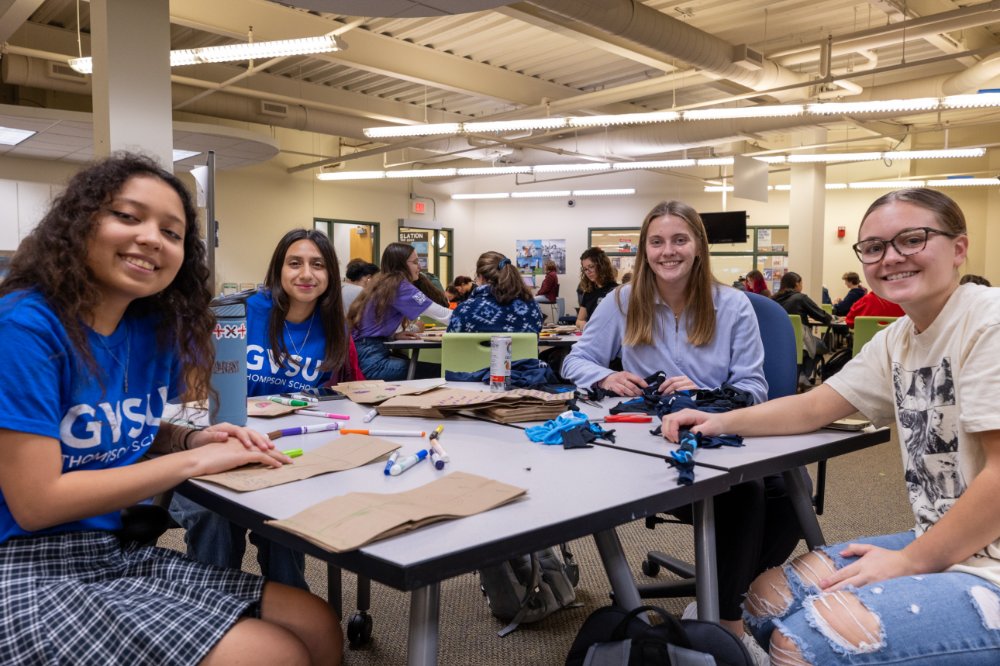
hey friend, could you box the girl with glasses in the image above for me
[576,247,618,331]
[664,188,1000,665]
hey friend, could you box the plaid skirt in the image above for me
[0,531,265,665]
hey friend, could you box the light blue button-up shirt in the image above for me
[562,283,768,403]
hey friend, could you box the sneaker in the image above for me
[740,630,770,666]
[681,601,698,620]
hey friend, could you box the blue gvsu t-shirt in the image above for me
[0,291,181,543]
[245,290,331,396]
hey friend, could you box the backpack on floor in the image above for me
[566,605,753,666]
[479,543,580,636]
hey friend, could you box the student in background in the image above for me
[450,275,474,302]
[960,273,991,287]
[664,188,1000,665]
[844,290,905,328]
[772,271,832,386]
[448,251,544,333]
[744,269,772,297]
[349,242,451,380]
[341,257,378,313]
[0,154,341,664]
[172,228,362,591]
[563,200,790,665]
[576,246,618,331]
[535,259,560,305]
[832,270,868,316]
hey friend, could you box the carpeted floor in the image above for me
[159,425,910,665]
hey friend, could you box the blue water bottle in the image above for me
[209,292,250,426]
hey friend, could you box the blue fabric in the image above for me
[0,290,180,543]
[245,290,331,396]
[563,284,768,403]
[749,530,1000,665]
[444,358,558,387]
[525,410,591,445]
[447,284,543,334]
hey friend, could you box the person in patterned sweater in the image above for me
[447,251,544,333]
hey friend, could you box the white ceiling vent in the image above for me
[260,100,289,118]
[732,44,764,72]
[47,61,89,84]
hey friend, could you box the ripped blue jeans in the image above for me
[745,530,1000,664]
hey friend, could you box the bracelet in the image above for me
[182,426,205,450]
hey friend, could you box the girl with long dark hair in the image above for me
[348,242,451,380]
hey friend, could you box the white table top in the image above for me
[176,388,729,590]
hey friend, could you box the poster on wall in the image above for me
[399,230,430,270]
[515,238,566,274]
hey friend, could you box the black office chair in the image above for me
[638,292,827,597]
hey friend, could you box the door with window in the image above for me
[398,226,453,286]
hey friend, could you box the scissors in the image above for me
[604,413,653,423]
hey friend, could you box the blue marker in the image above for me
[383,451,400,476]
[390,449,428,476]
[430,449,445,470]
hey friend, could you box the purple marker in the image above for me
[268,422,340,439]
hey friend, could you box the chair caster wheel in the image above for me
[347,611,373,648]
[641,559,660,577]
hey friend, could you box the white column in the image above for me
[788,131,827,301]
[90,0,173,169]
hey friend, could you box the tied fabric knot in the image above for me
[669,430,699,485]
[524,410,615,447]
[498,257,511,269]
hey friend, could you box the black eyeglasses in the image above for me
[852,227,959,264]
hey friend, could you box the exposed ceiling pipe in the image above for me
[524,0,817,100]
[773,0,1000,66]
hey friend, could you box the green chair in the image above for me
[852,316,898,357]
[787,314,805,364]
[441,332,539,375]
[821,303,834,316]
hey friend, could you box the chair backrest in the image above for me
[821,303,834,316]
[745,293,798,399]
[786,314,805,365]
[441,332,539,375]
[852,316,898,357]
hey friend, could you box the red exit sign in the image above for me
[412,200,426,214]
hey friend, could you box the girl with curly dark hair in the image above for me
[0,153,341,665]
[347,241,451,380]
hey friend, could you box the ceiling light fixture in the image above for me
[68,34,344,74]
[363,93,1000,139]
[317,148,984,182]
[706,178,1000,192]
[0,126,36,145]
[453,188,635,200]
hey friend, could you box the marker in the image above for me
[281,448,303,458]
[340,429,426,437]
[428,425,449,463]
[300,410,351,420]
[430,449,445,470]
[270,396,309,407]
[267,423,340,439]
[283,393,318,403]
[383,451,400,476]
[362,408,378,423]
[390,449,428,476]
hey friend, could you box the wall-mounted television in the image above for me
[701,210,748,244]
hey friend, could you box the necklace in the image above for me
[284,315,314,360]
[97,324,131,393]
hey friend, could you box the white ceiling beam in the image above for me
[170,0,599,109]
[0,0,45,43]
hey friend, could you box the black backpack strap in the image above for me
[610,605,691,648]
[559,542,580,587]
